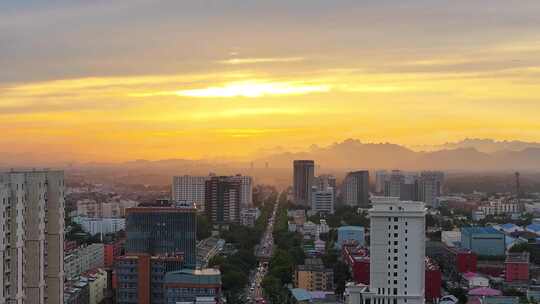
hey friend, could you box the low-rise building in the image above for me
[240,208,260,227]
[526,224,540,236]
[478,199,521,216]
[505,252,529,283]
[81,268,108,304]
[164,268,222,303]
[104,239,125,268]
[303,221,318,240]
[462,272,489,289]
[337,226,365,249]
[425,258,442,302]
[64,243,105,280]
[65,279,90,304]
[295,258,334,292]
[441,231,461,247]
[494,223,523,234]
[461,227,505,256]
[73,216,126,235]
[318,219,330,235]
[77,198,139,218]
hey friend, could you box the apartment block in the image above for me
[0,170,65,304]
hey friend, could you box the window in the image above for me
[394,225,398,229]
[394,241,398,245]
[394,217,398,222]
[394,233,398,237]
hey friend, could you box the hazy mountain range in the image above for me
[253,139,540,171]
[413,138,540,153]
[3,138,540,174]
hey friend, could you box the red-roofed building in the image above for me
[457,250,477,273]
[425,258,442,301]
[104,239,125,268]
[342,245,370,285]
[344,246,442,301]
[505,252,529,282]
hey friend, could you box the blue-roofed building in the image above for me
[291,288,312,303]
[461,227,506,256]
[526,224,540,236]
[337,226,365,248]
[495,223,523,234]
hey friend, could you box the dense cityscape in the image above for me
[3,1,540,304]
[2,163,540,304]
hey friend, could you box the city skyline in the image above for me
[2,1,540,162]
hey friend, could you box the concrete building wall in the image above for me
[366,197,426,304]
[172,176,208,211]
[0,170,65,304]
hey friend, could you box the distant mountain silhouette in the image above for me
[414,138,540,153]
[4,138,540,173]
[254,139,540,171]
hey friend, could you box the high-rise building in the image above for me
[117,205,197,304]
[172,175,208,211]
[418,171,444,207]
[346,197,426,304]
[231,174,253,208]
[0,170,65,304]
[384,170,404,198]
[205,176,241,225]
[295,258,334,292]
[293,160,315,206]
[342,171,370,208]
[375,170,388,194]
[125,206,197,266]
[315,174,337,192]
[311,186,335,215]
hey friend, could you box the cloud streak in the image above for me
[218,57,305,65]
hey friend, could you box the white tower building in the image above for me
[311,186,335,215]
[231,174,253,208]
[346,197,426,304]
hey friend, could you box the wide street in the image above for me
[246,201,278,304]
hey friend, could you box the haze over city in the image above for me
[5,2,540,304]
[2,1,540,164]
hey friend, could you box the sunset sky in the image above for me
[2,1,540,163]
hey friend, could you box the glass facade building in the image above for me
[126,207,197,267]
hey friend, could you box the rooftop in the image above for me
[462,227,502,235]
[505,252,530,263]
[468,287,502,297]
[291,288,312,301]
[338,226,364,231]
[164,268,221,285]
[527,224,540,232]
